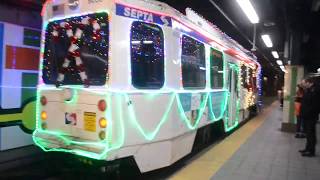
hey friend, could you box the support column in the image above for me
[281,65,304,132]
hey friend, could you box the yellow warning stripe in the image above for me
[170,102,277,180]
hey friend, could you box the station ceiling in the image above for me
[2,0,320,74]
[159,0,320,74]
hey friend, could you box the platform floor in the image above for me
[170,102,320,180]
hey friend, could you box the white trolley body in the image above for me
[34,0,261,172]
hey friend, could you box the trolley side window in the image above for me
[248,67,256,90]
[131,22,164,89]
[42,12,109,86]
[181,35,206,89]
[241,64,247,88]
[210,48,224,89]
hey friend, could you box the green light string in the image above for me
[125,93,176,140]
[35,88,41,130]
[104,93,112,149]
[124,90,229,140]
[34,88,233,159]
[208,91,229,122]
[33,136,104,159]
[33,62,241,158]
[33,88,113,159]
[33,130,107,146]
[223,63,241,132]
[176,93,209,130]
[32,94,126,160]
[224,95,240,132]
[34,65,251,157]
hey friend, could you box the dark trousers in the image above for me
[305,120,317,153]
[296,115,305,134]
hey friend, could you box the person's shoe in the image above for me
[295,134,301,138]
[301,152,315,157]
[295,134,306,138]
[299,149,308,153]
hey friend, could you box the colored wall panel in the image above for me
[4,23,24,48]
[0,126,33,150]
[21,73,38,103]
[23,28,41,47]
[5,45,39,70]
[0,22,40,131]
[1,70,22,108]
[0,18,40,151]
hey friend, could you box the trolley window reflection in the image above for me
[131,22,165,89]
[210,48,224,89]
[181,35,206,89]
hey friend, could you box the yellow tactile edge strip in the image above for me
[170,101,278,180]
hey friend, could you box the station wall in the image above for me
[0,4,41,151]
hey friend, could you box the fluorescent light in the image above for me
[131,40,141,45]
[276,60,283,66]
[261,34,273,48]
[272,51,279,59]
[143,41,153,44]
[280,65,287,73]
[236,0,259,24]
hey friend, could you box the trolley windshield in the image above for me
[42,12,109,86]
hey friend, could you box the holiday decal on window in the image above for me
[42,12,109,87]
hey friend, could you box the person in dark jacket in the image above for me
[299,77,320,157]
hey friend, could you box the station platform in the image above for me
[169,101,320,180]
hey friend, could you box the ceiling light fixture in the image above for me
[236,0,259,24]
[276,60,283,66]
[261,34,273,48]
[272,51,279,59]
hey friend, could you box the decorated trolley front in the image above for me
[33,0,261,172]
